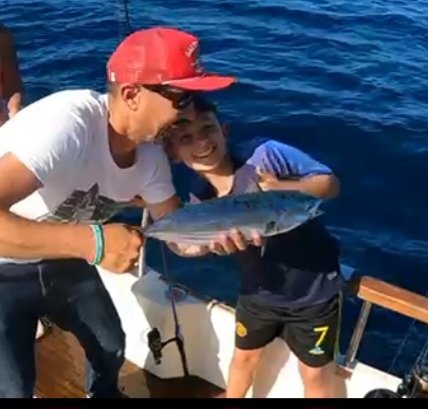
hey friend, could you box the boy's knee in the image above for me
[231,348,263,370]
[299,360,335,384]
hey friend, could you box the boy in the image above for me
[166,95,346,398]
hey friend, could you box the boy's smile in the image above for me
[167,103,227,172]
[192,145,217,159]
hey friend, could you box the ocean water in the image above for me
[3,0,428,380]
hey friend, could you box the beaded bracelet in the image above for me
[88,224,104,265]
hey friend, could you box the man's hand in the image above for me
[94,224,145,273]
[209,228,263,255]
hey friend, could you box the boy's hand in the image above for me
[209,228,263,255]
[256,166,281,191]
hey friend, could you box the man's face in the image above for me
[167,103,227,172]
[124,84,193,143]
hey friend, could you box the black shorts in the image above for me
[234,294,342,368]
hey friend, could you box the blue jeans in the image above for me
[0,258,125,398]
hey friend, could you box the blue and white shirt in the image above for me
[189,137,345,307]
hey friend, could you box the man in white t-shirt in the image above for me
[0,27,255,398]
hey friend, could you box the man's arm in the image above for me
[255,141,340,199]
[0,153,94,260]
[257,170,340,199]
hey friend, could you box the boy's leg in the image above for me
[227,295,282,398]
[44,259,125,398]
[0,265,42,397]
[284,294,343,398]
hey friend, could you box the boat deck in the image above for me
[35,325,224,398]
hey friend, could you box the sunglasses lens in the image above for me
[178,93,193,108]
[145,85,193,109]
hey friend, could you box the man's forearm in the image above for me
[0,209,93,261]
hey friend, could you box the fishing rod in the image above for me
[392,338,428,398]
[364,349,428,398]
[120,0,133,36]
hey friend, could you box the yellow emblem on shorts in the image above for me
[235,321,247,337]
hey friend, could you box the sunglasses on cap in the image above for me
[143,84,193,109]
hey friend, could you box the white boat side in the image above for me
[97,264,402,398]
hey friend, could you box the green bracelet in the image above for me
[89,224,104,265]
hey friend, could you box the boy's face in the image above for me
[167,103,227,172]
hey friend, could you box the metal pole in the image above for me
[137,208,150,278]
[344,301,372,368]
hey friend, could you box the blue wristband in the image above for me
[89,224,104,265]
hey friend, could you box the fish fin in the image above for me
[311,209,324,218]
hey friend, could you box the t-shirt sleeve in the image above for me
[248,140,332,179]
[138,145,176,204]
[0,109,87,185]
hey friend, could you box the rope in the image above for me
[387,286,428,379]
[122,0,133,34]
[137,208,150,278]
[117,0,133,40]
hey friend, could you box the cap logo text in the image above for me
[185,40,198,58]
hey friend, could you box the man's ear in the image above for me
[120,84,142,111]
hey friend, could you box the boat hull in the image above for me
[97,266,401,398]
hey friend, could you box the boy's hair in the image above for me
[191,94,218,115]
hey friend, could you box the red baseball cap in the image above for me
[107,27,236,91]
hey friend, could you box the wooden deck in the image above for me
[35,325,224,398]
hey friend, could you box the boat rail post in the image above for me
[344,300,373,368]
[137,208,150,278]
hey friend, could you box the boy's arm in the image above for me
[253,141,340,199]
[257,168,340,199]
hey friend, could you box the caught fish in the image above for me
[144,190,324,246]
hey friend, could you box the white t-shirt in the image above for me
[0,89,176,264]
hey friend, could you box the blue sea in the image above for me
[3,0,428,381]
